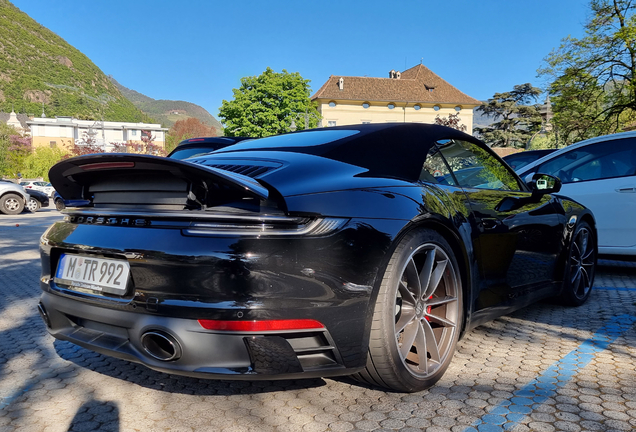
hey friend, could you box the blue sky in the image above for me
[12,0,590,120]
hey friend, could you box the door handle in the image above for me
[615,187,636,193]
[480,218,501,230]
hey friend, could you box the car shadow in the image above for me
[53,339,327,396]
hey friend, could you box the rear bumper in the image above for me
[39,291,358,379]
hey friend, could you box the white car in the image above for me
[517,131,636,257]
[20,180,56,197]
[0,179,30,215]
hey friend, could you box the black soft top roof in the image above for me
[215,123,481,181]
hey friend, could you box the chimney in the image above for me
[389,69,396,78]
[338,77,344,90]
[396,71,401,79]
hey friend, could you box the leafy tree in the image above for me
[166,117,217,152]
[23,147,69,180]
[0,123,19,177]
[4,134,32,179]
[474,84,542,148]
[219,67,320,137]
[539,0,636,144]
[434,113,467,132]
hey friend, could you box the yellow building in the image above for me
[26,116,167,151]
[312,64,481,131]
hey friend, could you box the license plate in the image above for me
[55,254,130,295]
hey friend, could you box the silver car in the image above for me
[0,179,30,215]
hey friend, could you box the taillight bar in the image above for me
[198,319,325,331]
[80,162,135,171]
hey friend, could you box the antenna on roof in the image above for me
[420,58,423,65]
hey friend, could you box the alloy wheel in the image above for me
[393,243,460,377]
[26,198,39,212]
[569,226,595,301]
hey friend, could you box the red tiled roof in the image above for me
[311,64,481,106]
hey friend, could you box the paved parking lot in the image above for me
[1,209,635,432]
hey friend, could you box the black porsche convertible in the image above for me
[38,123,596,392]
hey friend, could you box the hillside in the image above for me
[110,77,223,132]
[0,0,153,123]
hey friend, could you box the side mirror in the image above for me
[527,173,561,194]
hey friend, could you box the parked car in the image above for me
[517,131,636,257]
[0,179,29,215]
[53,191,89,211]
[40,124,596,392]
[167,136,251,160]
[502,149,556,172]
[20,180,56,197]
[25,189,50,212]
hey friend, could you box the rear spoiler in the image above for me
[49,154,269,209]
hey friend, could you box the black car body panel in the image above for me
[27,189,50,207]
[39,123,596,386]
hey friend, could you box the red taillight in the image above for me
[198,319,324,331]
[80,162,135,171]
[186,138,206,142]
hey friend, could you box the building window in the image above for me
[362,102,370,109]
[131,130,137,136]
[328,101,337,108]
[388,103,395,109]
[433,105,441,111]
[455,106,462,112]
[327,121,337,127]
[362,121,371,124]
[414,105,421,111]
[49,141,57,148]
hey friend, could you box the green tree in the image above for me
[23,147,69,180]
[539,0,636,144]
[219,67,321,137]
[0,123,19,177]
[474,84,542,148]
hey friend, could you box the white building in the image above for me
[26,116,167,150]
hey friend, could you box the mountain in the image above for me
[110,77,223,133]
[0,0,153,123]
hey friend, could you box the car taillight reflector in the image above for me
[198,319,325,331]
[80,162,135,170]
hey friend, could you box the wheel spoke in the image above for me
[577,267,590,296]
[423,258,448,300]
[418,249,436,299]
[426,313,456,328]
[395,306,416,334]
[399,321,419,359]
[420,318,441,363]
[397,280,417,307]
[405,258,422,301]
[425,295,457,307]
[414,322,429,373]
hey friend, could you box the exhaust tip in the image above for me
[37,303,51,329]
[140,331,181,361]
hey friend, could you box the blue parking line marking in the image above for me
[462,314,636,432]
[0,380,37,410]
[594,286,636,291]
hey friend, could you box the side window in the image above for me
[437,139,522,191]
[421,145,456,186]
[538,138,636,183]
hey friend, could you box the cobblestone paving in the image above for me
[1,210,635,432]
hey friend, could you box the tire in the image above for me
[0,193,25,215]
[25,198,41,213]
[559,221,596,306]
[55,198,65,211]
[352,229,463,392]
